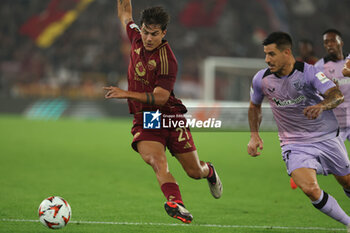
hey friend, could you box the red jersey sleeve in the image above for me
[155,45,177,92]
[126,21,141,43]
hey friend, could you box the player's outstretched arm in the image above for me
[247,101,264,157]
[103,86,170,106]
[343,59,350,77]
[117,0,133,30]
[303,86,344,120]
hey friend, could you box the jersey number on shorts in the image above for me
[176,127,189,142]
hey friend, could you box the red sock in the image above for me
[207,163,213,178]
[161,183,183,205]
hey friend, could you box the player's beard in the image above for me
[274,68,284,77]
[326,52,339,62]
[268,62,283,76]
[273,63,288,77]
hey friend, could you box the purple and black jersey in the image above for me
[250,61,338,145]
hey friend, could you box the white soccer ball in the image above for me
[38,196,71,229]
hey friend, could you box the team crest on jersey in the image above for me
[135,62,146,77]
[292,79,305,91]
[147,60,156,71]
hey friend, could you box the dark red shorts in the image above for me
[131,125,196,156]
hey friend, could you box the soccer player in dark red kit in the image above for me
[103,0,222,224]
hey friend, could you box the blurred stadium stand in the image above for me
[0,0,349,118]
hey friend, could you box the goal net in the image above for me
[201,56,266,101]
[185,56,276,131]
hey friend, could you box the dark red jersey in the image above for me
[126,21,187,116]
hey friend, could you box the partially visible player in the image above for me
[291,30,349,189]
[315,29,350,141]
[343,54,350,77]
[103,0,222,224]
[296,39,318,65]
[248,31,350,231]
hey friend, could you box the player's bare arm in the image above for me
[247,101,264,157]
[343,59,350,77]
[303,86,344,120]
[117,0,133,29]
[103,86,170,106]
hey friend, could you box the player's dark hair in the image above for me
[322,29,342,38]
[140,6,170,31]
[263,32,293,51]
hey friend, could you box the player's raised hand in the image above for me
[247,135,263,157]
[103,86,128,99]
[303,104,323,120]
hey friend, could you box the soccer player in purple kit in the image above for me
[103,0,222,224]
[315,29,350,141]
[248,32,350,231]
[343,54,350,77]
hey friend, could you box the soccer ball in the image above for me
[38,196,71,229]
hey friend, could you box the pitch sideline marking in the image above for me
[0,218,346,231]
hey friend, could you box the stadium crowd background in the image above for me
[0,0,349,101]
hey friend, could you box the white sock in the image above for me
[312,190,350,225]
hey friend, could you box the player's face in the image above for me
[264,44,288,74]
[140,24,166,51]
[323,32,343,57]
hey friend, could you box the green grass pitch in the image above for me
[0,115,349,233]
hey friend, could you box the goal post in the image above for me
[202,57,266,101]
[194,56,276,131]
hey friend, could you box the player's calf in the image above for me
[334,174,350,198]
[297,182,321,201]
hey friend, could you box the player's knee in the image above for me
[300,184,321,199]
[141,153,153,166]
[141,152,167,172]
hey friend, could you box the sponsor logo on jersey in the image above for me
[316,72,329,84]
[272,95,306,107]
[338,78,350,85]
